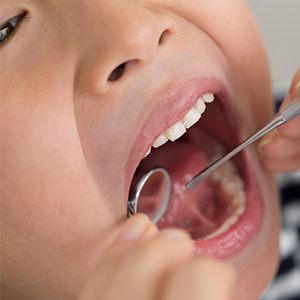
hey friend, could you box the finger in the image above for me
[105,230,195,300]
[80,229,195,300]
[285,68,300,100]
[113,214,159,242]
[280,68,300,104]
[278,115,300,139]
[262,153,300,173]
[160,258,236,300]
[259,69,300,153]
[277,69,300,139]
[79,214,158,300]
[98,214,159,252]
[260,134,300,159]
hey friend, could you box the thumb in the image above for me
[112,214,158,242]
[258,68,300,151]
[95,214,158,255]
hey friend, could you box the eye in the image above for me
[0,12,27,44]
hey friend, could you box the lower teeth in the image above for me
[204,156,246,240]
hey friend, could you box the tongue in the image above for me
[136,132,224,238]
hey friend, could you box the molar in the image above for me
[202,93,215,103]
[236,205,245,216]
[212,223,230,238]
[227,215,239,226]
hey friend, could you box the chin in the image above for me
[127,76,280,299]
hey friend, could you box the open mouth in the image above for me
[127,78,264,258]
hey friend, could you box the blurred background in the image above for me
[248,0,300,96]
[248,2,300,299]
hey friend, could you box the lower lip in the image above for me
[194,150,264,259]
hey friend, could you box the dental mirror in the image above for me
[127,168,171,224]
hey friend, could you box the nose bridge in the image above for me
[113,5,166,63]
[76,2,173,94]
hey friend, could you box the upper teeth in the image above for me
[146,93,214,156]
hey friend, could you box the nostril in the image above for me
[158,29,171,46]
[107,30,171,83]
[108,62,127,82]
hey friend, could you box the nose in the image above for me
[76,4,174,94]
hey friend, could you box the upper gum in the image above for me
[143,92,216,156]
[157,92,214,137]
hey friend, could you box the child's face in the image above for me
[1,0,280,299]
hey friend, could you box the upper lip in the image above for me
[125,76,229,197]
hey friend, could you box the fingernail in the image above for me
[141,223,159,240]
[115,214,152,241]
[258,130,277,153]
[296,80,300,93]
[258,137,273,149]
[160,229,192,240]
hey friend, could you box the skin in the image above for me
[77,215,236,300]
[259,69,300,171]
[0,0,299,299]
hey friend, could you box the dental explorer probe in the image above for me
[128,98,300,223]
[186,97,300,189]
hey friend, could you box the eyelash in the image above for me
[0,12,27,44]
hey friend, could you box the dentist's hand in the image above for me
[78,214,236,300]
[259,69,300,172]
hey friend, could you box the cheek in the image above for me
[1,85,119,289]
[1,21,126,290]
[177,0,272,121]
[207,0,268,66]
[213,0,272,122]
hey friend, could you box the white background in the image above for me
[248,0,300,94]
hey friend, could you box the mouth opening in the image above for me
[129,96,247,240]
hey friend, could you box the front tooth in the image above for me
[153,134,168,148]
[202,93,215,103]
[196,98,206,114]
[144,148,151,158]
[182,108,201,129]
[165,121,187,141]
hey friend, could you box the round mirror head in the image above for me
[128,168,171,224]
